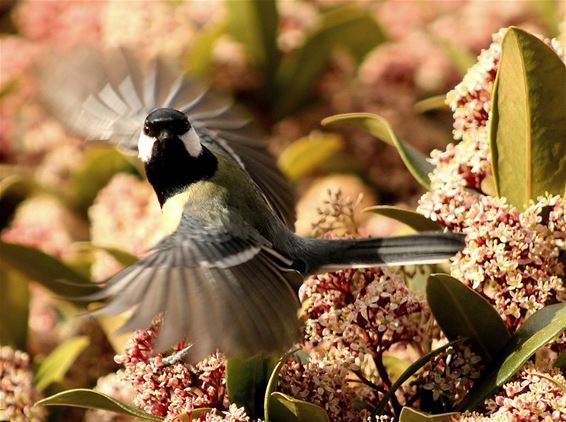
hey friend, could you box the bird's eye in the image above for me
[144,124,151,135]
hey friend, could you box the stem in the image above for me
[375,352,402,417]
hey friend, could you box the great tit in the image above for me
[37,47,465,360]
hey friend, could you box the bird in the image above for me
[36,46,466,361]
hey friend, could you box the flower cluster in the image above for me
[279,356,373,422]
[114,321,227,419]
[418,28,566,333]
[458,363,566,420]
[1,194,87,259]
[300,266,434,364]
[195,404,251,422]
[0,346,46,422]
[84,373,136,422]
[412,342,482,407]
[447,28,564,141]
[310,189,363,238]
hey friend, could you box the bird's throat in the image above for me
[144,139,217,207]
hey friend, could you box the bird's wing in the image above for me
[87,213,302,360]
[36,46,296,229]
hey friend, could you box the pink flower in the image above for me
[114,321,227,419]
[0,346,46,421]
[458,363,566,420]
[13,0,104,48]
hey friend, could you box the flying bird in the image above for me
[36,47,465,360]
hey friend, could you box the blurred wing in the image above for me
[36,46,296,228]
[87,214,302,360]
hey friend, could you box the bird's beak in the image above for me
[158,129,175,142]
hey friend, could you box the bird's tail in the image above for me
[299,231,465,275]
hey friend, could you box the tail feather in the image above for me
[301,232,465,274]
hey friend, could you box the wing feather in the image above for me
[36,45,296,228]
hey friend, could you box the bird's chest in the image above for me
[160,178,267,236]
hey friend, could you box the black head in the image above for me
[139,108,217,206]
[144,108,191,138]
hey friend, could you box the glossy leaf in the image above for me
[0,270,29,349]
[490,27,566,210]
[322,113,433,189]
[226,354,279,419]
[460,303,566,410]
[414,95,449,114]
[226,0,278,95]
[264,351,301,422]
[36,389,162,420]
[277,133,343,182]
[185,20,228,78]
[364,206,442,232]
[0,240,99,298]
[68,147,135,215]
[399,407,459,422]
[269,392,329,422]
[35,336,90,391]
[275,6,385,117]
[374,340,463,415]
[426,274,511,363]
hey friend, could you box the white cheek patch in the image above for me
[138,132,156,162]
[180,128,202,157]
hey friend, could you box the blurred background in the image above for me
[0,0,564,420]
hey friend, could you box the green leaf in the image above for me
[275,6,385,117]
[226,0,278,95]
[364,206,443,232]
[489,27,566,210]
[36,388,162,420]
[426,274,511,363]
[528,1,561,38]
[269,392,330,422]
[264,350,309,422]
[322,113,433,189]
[414,95,449,114]
[185,20,228,78]
[226,354,279,419]
[433,37,475,76]
[399,407,459,422]
[374,340,463,415]
[74,242,138,267]
[0,270,29,349]
[459,303,566,410]
[382,353,412,383]
[554,350,566,368]
[68,147,135,215]
[277,133,343,182]
[35,336,90,391]
[176,408,215,421]
[0,240,99,298]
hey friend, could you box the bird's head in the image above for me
[138,108,202,163]
[138,107,217,207]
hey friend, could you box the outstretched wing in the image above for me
[87,213,302,360]
[36,46,296,228]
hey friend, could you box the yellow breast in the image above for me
[161,190,192,234]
